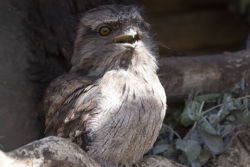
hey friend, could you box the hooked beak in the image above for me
[113,28,140,44]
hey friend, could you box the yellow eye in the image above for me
[98,26,112,36]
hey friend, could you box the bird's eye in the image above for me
[98,26,112,36]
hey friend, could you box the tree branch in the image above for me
[159,49,250,103]
[1,136,100,167]
[0,136,184,167]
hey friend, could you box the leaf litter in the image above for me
[149,78,250,167]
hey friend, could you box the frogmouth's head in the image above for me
[71,5,158,75]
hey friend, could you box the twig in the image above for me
[201,95,250,116]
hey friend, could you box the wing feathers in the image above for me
[44,73,97,142]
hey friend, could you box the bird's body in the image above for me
[43,4,166,167]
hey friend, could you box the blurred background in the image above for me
[139,0,249,56]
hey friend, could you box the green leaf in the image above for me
[199,129,224,155]
[197,149,212,166]
[195,94,220,103]
[152,144,169,154]
[181,101,200,126]
[219,124,235,137]
[242,109,250,127]
[176,139,201,162]
[199,118,218,135]
[221,93,238,111]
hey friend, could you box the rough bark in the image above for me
[0,136,184,167]
[159,49,250,103]
[0,136,101,167]
[134,156,185,167]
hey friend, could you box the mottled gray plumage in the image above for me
[44,4,166,167]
